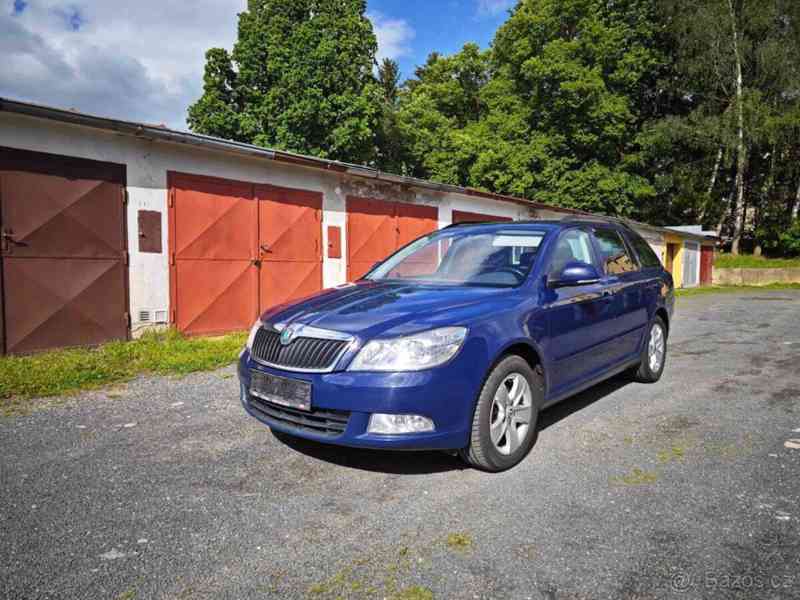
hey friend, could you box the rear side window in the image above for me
[593,229,638,275]
[625,231,662,269]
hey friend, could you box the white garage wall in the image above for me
[0,113,533,333]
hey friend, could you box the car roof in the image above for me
[444,217,629,232]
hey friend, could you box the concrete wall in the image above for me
[0,113,533,333]
[713,268,800,286]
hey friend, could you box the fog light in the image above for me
[367,413,435,434]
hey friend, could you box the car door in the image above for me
[591,227,650,364]
[541,227,616,397]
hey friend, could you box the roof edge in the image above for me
[0,96,716,242]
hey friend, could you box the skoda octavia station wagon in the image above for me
[238,219,674,471]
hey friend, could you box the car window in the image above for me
[367,230,546,287]
[593,229,639,275]
[548,229,594,276]
[625,231,662,269]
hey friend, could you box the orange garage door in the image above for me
[452,209,513,224]
[346,197,438,281]
[169,173,322,335]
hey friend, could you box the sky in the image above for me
[0,0,515,130]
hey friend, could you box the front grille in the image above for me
[248,395,350,437]
[251,328,348,371]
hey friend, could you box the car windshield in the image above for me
[365,228,547,287]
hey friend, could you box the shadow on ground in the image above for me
[273,373,634,474]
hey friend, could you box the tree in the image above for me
[188,0,381,164]
[394,44,492,184]
[652,0,800,252]
[469,0,665,215]
[375,58,407,173]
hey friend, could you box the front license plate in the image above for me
[249,370,312,411]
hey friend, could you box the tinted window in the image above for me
[593,229,638,274]
[548,229,594,275]
[625,231,662,269]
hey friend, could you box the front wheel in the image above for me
[632,316,667,383]
[459,355,543,472]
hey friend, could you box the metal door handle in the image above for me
[260,244,271,254]
[1,231,16,252]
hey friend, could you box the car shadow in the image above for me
[537,373,632,431]
[272,373,633,474]
[271,429,467,474]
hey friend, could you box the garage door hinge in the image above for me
[124,312,131,327]
[168,190,175,208]
[121,189,128,205]
[170,252,175,266]
[171,308,176,323]
[123,251,129,266]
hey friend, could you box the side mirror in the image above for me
[548,261,601,288]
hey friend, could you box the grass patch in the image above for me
[445,532,473,552]
[610,467,658,486]
[0,329,246,405]
[715,253,800,269]
[391,587,434,600]
[675,283,800,297]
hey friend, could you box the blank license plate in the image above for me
[250,370,311,412]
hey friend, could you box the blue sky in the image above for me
[1,0,516,128]
[368,0,514,79]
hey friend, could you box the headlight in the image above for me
[349,326,467,372]
[246,319,262,350]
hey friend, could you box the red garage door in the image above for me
[452,210,513,224]
[257,184,322,312]
[169,173,323,335]
[0,148,129,354]
[700,245,714,285]
[346,197,438,281]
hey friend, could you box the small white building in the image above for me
[0,98,713,354]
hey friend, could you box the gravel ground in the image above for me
[2,290,800,600]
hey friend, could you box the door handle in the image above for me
[1,231,17,252]
[260,244,271,254]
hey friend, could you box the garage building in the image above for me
[0,98,715,354]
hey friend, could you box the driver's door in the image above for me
[541,228,616,397]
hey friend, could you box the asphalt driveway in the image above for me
[2,290,799,600]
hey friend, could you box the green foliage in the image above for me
[189,0,800,256]
[715,251,800,268]
[394,43,491,184]
[0,330,246,403]
[188,0,380,164]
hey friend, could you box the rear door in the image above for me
[542,227,613,394]
[591,227,649,364]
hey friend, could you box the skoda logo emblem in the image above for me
[279,326,296,346]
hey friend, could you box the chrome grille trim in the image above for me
[250,325,354,373]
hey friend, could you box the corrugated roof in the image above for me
[0,96,715,242]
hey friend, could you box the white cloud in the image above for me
[367,11,415,63]
[0,1,244,129]
[476,0,515,16]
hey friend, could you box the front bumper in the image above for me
[237,345,485,450]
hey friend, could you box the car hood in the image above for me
[261,281,519,340]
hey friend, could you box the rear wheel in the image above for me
[459,355,543,472]
[632,316,667,383]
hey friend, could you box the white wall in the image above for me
[0,113,535,334]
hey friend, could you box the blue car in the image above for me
[238,218,674,471]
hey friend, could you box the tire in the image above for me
[459,355,543,472]
[632,315,668,383]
